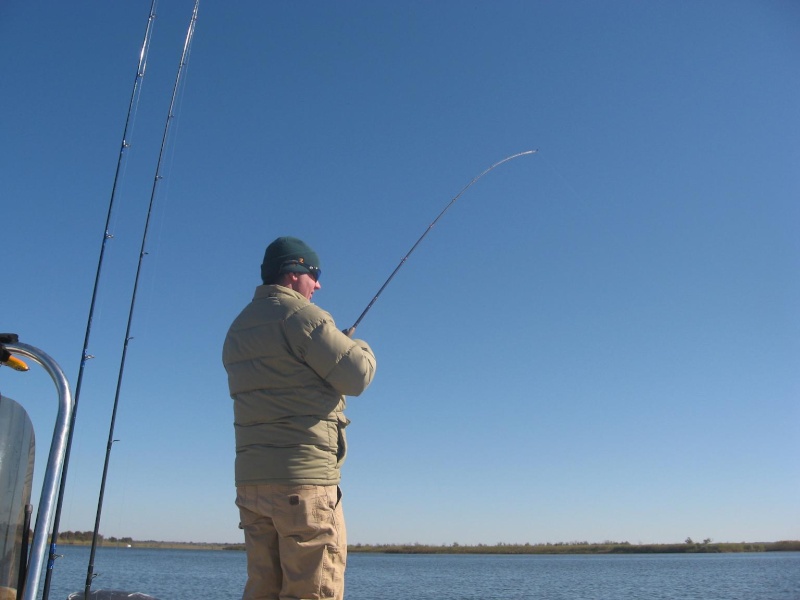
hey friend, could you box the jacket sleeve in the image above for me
[284,306,377,396]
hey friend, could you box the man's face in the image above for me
[294,272,321,301]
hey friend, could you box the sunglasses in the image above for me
[304,264,321,282]
[280,260,321,282]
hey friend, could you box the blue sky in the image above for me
[1,0,798,555]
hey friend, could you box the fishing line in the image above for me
[347,149,538,334]
[39,3,158,598]
[83,2,200,598]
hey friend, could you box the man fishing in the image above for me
[222,236,377,600]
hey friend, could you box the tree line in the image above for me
[52,534,800,554]
[57,531,133,545]
[348,540,800,554]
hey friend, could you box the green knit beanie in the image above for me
[260,236,321,284]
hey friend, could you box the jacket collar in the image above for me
[254,284,308,303]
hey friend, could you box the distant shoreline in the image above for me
[57,538,800,554]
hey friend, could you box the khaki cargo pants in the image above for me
[236,484,347,600]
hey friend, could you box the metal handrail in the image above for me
[3,342,74,600]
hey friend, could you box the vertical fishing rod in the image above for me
[348,149,538,333]
[40,3,158,598]
[84,2,200,597]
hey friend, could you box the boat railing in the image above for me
[1,341,74,600]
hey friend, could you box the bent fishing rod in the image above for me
[83,2,200,599]
[346,149,537,335]
[40,3,158,598]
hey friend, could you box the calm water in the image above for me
[36,545,799,600]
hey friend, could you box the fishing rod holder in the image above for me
[2,341,74,600]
